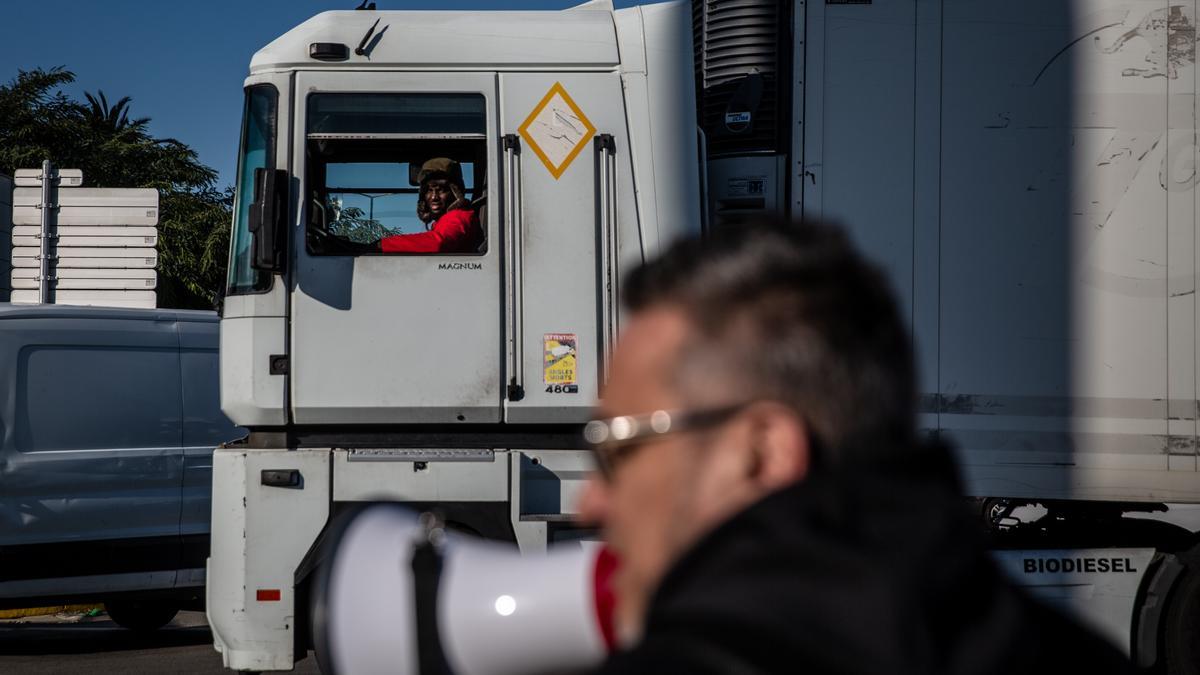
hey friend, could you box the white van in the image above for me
[0,303,243,629]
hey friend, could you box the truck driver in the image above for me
[378,157,483,254]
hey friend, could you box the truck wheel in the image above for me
[104,600,179,632]
[1164,569,1200,675]
[980,498,1014,532]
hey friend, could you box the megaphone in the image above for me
[313,504,617,675]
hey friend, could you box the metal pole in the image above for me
[38,159,55,304]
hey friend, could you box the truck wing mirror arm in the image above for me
[249,167,289,273]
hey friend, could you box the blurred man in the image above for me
[578,220,1130,674]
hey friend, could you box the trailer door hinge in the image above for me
[269,354,289,375]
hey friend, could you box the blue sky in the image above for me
[0,0,649,187]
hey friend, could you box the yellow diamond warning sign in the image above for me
[543,333,578,386]
[518,83,597,180]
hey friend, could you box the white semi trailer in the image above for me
[208,0,1200,672]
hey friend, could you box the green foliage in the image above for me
[0,67,231,309]
[157,187,233,309]
[325,197,400,243]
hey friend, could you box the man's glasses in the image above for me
[582,403,750,480]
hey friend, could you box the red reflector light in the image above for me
[257,589,282,602]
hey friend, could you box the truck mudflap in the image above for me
[991,548,1156,654]
[206,448,331,671]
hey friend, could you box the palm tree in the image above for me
[83,90,149,134]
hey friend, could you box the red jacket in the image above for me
[379,209,481,254]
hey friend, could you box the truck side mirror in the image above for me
[249,167,289,272]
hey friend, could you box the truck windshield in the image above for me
[227,85,278,294]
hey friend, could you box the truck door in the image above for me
[291,73,502,424]
[499,73,630,422]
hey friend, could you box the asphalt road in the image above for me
[0,611,323,674]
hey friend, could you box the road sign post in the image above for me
[38,160,54,303]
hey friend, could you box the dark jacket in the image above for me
[596,441,1132,674]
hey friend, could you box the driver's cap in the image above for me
[418,157,464,187]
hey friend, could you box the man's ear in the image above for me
[748,402,811,490]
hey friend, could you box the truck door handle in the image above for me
[261,469,302,488]
[595,134,618,384]
[503,134,525,401]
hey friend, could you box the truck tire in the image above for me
[1164,569,1200,675]
[980,498,1014,532]
[104,599,179,632]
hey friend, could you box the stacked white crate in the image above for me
[9,168,158,309]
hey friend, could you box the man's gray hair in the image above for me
[622,219,916,462]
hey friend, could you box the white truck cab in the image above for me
[207,2,699,670]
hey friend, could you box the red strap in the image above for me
[593,545,619,651]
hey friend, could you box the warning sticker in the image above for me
[518,83,597,180]
[543,333,578,386]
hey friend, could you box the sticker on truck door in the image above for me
[519,83,597,180]
[543,333,579,392]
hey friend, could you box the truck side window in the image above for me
[305,93,488,256]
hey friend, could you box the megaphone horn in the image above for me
[313,504,615,675]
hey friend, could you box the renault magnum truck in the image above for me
[210,1,1200,672]
[207,2,698,670]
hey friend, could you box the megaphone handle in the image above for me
[412,531,453,674]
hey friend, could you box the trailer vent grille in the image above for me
[693,0,790,157]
